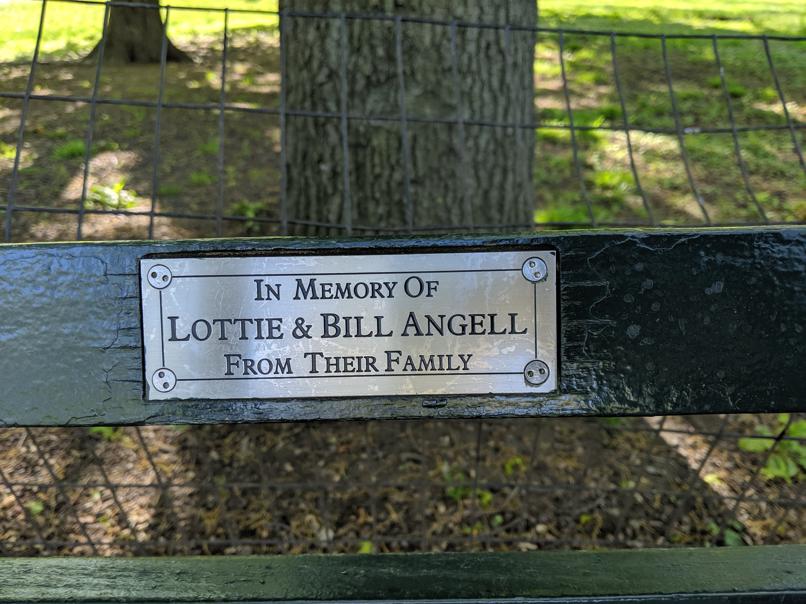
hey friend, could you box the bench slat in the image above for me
[2,545,805,602]
[1,227,804,426]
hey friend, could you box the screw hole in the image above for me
[163,382,169,389]
[158,371,164,378]
[527,370,534,377]
[150,271,157,278]
[529,261,535,267]
[162,275,168,281]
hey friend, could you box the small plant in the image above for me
[0,141,16,160]
[53,139,87,160]
[88,426,124,441]
[25,500,44,516]
[722,520,747,546]
[461,521,484,536]
[357,540,374,554]
[738,414,806,483]
[477,489,494,509]
[503,455,526,477]
[442,464,494,508]
[444,465,472,503]
[232,199,264,235]
[87,180,137,210]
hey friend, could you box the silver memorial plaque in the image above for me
[140,250,558,401]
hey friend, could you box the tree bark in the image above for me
[282,1,536,234]
[87,0,190,64]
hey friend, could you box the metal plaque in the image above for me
[140,250,558,401]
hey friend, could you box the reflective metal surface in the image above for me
[140,250,558,401]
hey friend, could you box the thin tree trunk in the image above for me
[282,1,536,235]
[87,0,190,64]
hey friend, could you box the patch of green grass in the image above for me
[52,138,120,160]
[592,169,633,192]
[33,126,70,140]
[199,137,220,156]
[537,128,569,144]
[3,0,802,231]
[123,106,148,121]
[540,1,806,36]
[189,170,214,187]
[88,426,124,442]
[0,0,280,62]
[704,75,747,98]
[535,201,591,224]
[53,139,87,160]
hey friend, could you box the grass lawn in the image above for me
[3,1,280,62]
[0,0,804,239]
[541,0,806,36]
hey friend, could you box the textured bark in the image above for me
[87,0,190,64]
[282,2,536,234]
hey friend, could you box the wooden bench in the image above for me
[1,227,805,602]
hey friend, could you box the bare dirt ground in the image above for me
[1,415,803,555]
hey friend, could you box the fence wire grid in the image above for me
[0,0,804,556]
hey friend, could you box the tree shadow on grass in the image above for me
[2,18,803,241]
[0,28,283,243]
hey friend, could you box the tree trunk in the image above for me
[282,1,536,234]
[87,0,190,64]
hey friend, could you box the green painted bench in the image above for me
[1,227,805,602]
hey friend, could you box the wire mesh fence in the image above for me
[1,415,804,556]
[1,0,804,241]
[0,0,804,556]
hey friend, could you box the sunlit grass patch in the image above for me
[0,0,279,62]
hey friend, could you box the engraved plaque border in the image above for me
[139,248,559,402]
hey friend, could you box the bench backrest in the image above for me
[1,227,803,427]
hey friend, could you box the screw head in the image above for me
[524,359,550,386]
[152,368,177,393]
[147,264,172,289]
[522,257,548,283]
